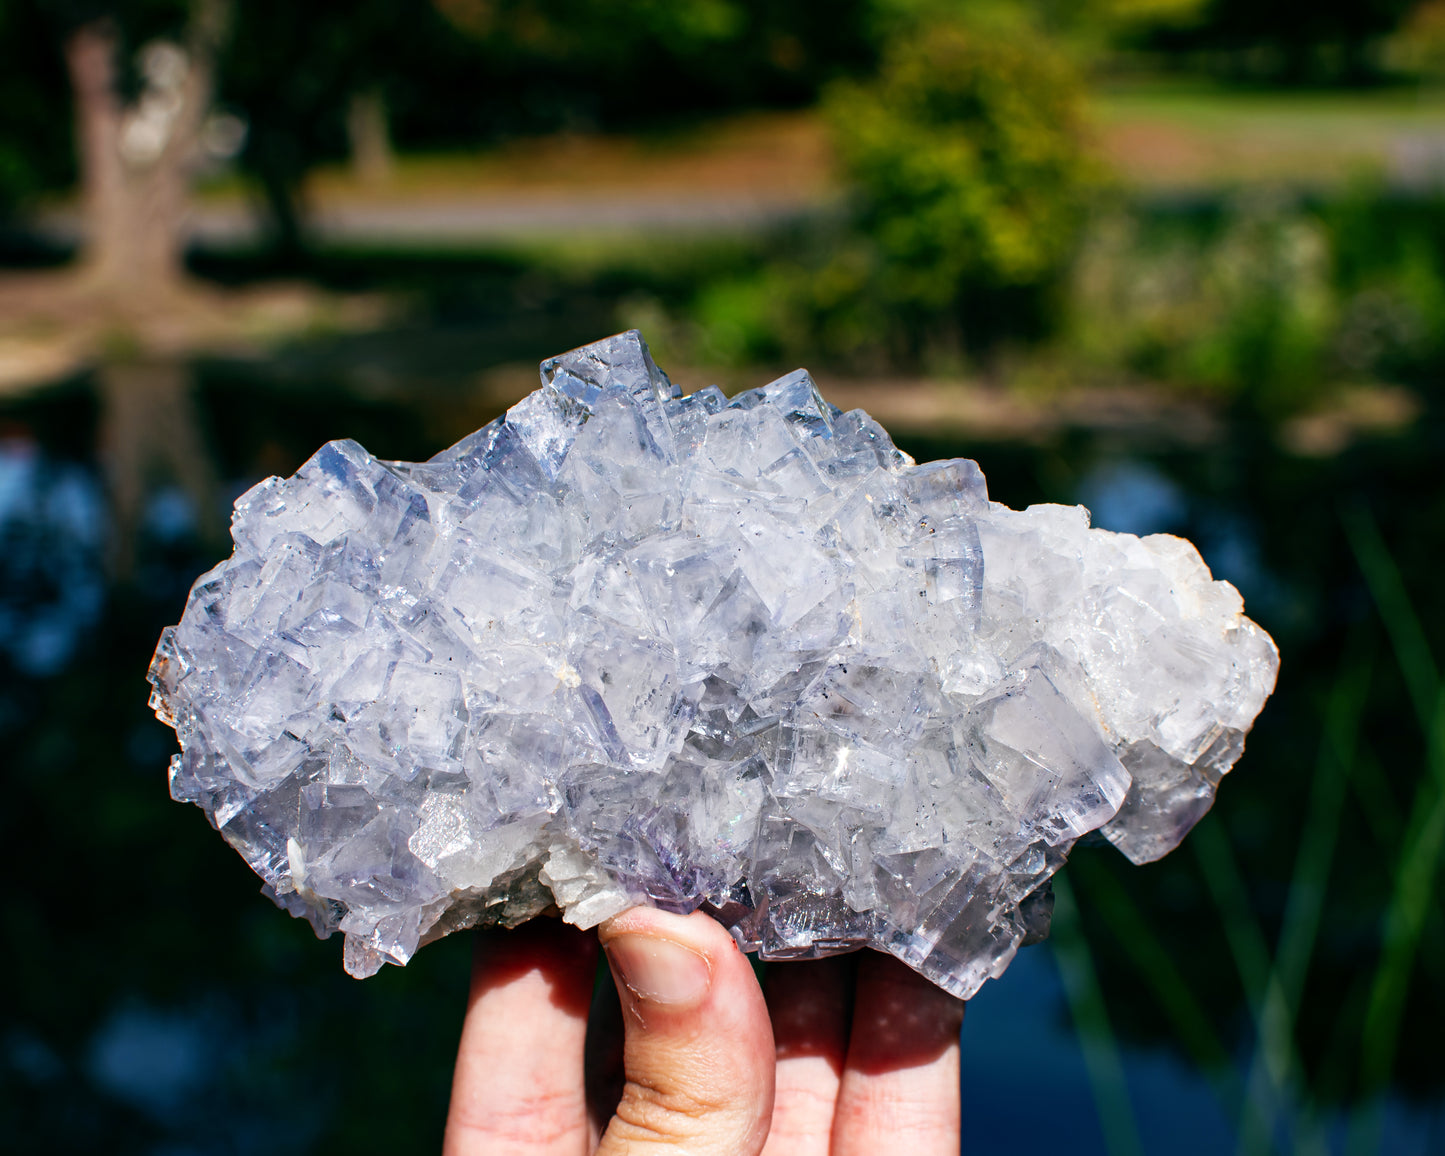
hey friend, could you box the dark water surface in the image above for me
[1,340,1441,1155]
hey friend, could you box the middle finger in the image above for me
[761,954,853,1156]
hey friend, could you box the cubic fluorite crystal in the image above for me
[148,331,1278,997]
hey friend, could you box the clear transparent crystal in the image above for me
[148,331,1279,998]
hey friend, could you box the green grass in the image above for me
[1065,503,1440,1154]
[1091,81,1445,191]
[1095,80,1445,127]
[1052,872,1147,1156]
[1340,506,1445,1155]
[1237,639,1373,1156]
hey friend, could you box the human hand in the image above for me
[443,907,964,1155]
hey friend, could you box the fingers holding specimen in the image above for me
[761,955,852,1156]
[596,908,776,1156]
[830,950,964,1156]
[444,914,961,1156]
[444,919,598,1156]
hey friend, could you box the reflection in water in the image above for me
[1075,459,1187,537]
[1,356,1441,1153]
[5,1028,65,1085]
[0,435,107,675]
[963,942,1442,1156]
[81,995,323,1156]
[88,1002,215,1118]
[96,360,221,577]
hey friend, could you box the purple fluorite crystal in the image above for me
[148,331,1277,997]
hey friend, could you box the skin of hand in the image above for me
[443,907,965,1155]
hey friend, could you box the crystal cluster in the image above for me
[148,332,1278,998]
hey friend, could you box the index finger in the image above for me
[444,919,599,1156]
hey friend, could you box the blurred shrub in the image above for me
[1066,184,1445,412]
[1324,181,1445,384]
[1382,0,1445,79]
[689,268,794,365]
[1138,0,1416,85]
[1069,195,1334,410]
[819,16,1094,359]
[675,174,1445,420]
[681,14,1096,371]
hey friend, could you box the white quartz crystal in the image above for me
[148,331,1278,997]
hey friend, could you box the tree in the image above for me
[425,0,876,135]
[217,0,427,258]
[0,0,74,215]
[1141,0,1418,84]
[213,0,876,256]
[862,0,1210,55]
[53,0,231,293]
[823,13,1095,355]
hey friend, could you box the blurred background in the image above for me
[1,0,1442,1152]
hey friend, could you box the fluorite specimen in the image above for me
[148,331,1278,998]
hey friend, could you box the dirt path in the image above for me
[33,112,836,249]
[33,190,824,249]
[25,94,1445,250]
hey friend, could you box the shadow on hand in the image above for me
[845,951,965,1075]
[471,917,599,1018]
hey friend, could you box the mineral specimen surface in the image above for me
[148,331,1278,998]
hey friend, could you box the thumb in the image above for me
[596,908,775,1155]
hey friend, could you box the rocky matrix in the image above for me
[148,331,1278,997]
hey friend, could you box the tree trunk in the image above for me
[250,130,308,264]
[64,21,132,286]
[348,89,394,187]
[98,358,222,578]
[62,0,230,296]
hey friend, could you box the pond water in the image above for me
[1,334,1441,1155]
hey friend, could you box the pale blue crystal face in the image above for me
[148,331,1278,997]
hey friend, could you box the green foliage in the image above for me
[1068,196,1334,409]
[827,19,1093,311]
[860,0,1211,69]
[1066,187,1445,411]
[669,178,1445,418]
[435,0,747,53]
[689,268,793,366]
[1383,1,1445,81]
[419,0,876,137]
[0,1,72,209]
[1140,0,1418,85]
[1325,180,1445,375]
[674,14,1095,370]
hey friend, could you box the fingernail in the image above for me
[605,933,712,1007]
